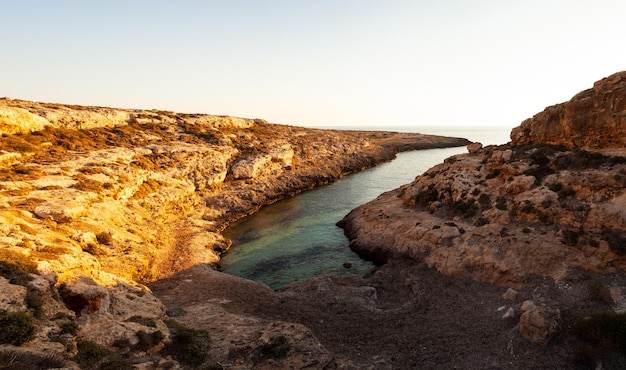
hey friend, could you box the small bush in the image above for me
[95,232,113,245]
[495,196,507,210]
[74,339,109,368]
[0,310,35,345]
[0,350,66,370]
[25,291,44,318]
[164,319,211,366]
[548,182,563,192]
[0,261,33,286]
[125,315,156,327]
[60,321,79,335]
[112,338,131,349]
[261,335,291,358]
[134,330,163,351]
[561,229,580,246]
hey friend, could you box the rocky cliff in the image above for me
[338,72,626,366]
[0,98,469,368]
[342,71,626,289]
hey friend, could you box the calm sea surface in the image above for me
[221,126,512,289]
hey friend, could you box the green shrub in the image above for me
[74,339,109,368]
[134,330,163,351]
[0,310,35,345]
[125,315,156,327]
[164,319,211,366]
[25,291,44,318]
[60,321,79,335]
[0,260,34,286]
[261,335,291,358]
[0,350,65,370]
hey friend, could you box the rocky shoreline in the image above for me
[0,98,469,368]
[2,71,626,369]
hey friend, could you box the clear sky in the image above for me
[2,1,625,128]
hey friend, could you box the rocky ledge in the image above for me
[0,98,469,368]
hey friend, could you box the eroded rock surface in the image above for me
[342,72,626,290]
[0,98,468,368]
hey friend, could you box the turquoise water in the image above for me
[221,126,512,290]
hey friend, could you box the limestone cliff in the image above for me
[511,71,626,154]
[341,71,626,289]
[0,98,469,368]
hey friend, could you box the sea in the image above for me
[221,125,513,290]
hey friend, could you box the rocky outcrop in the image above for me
[0,98,469,368]
[341,72,626,291]
[511,71,626,154]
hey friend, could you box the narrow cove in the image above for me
[220,146,470,290]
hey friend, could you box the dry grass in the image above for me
[132,179,163,199]
[72,174,106,193]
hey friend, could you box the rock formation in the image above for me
[511,71,626,154]
[339,72,626,356]
[0,97,469,368]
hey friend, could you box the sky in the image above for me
[2,1,625,128]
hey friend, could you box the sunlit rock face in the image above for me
[511,71,626,154]
[0,98,469,368]
[341,72,626,289]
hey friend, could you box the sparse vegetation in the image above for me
[0,350,66,370]
[60,321,79,335]
[96,232,113,245]
[74,339,110,368]
[164,319,211,366]
[0,310,35,346]
[261,335,291,358]
[125,315,156,327]
[135,330,163,351]
[0,260,34,286]
[25,291,44,318]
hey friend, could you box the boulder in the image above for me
[519,306,561,345]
